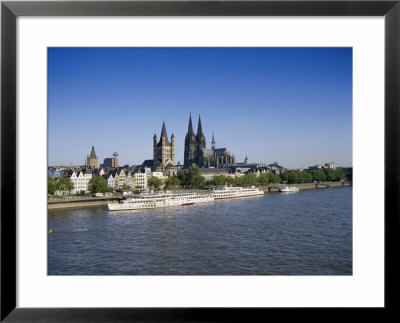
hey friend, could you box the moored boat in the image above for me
[108,192,214,211]
[211,186,264,199]
[280,185,299,192]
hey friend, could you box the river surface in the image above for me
[48,187,352,275]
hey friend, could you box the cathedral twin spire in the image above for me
[187,113,194,135]
[187,113,205,136]
[186,113,207,150]
[197,114,204,140]
[184,114,234,169]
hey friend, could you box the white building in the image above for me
[106,174,115,188]
[68,169,92,194]
[83,169,93,189]
[126,171,133,188]
[117,169,127,188]
[151,171,164,179]
[133,171,147,189]
[145,167,152,178]
[325,162,336,169]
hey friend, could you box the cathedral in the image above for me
[184,114,236,169]
[153,121,177,176]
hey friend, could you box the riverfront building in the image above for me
[132,170,147,189]
[184,114,236,169]
[65,169,92,194]
[116,168,127,188]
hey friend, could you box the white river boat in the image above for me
[108,192,214,211]
[211,186,264,199]
[280,185,300,192]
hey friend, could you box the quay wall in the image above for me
[263,181,351,192]
[168,182,351,194]
[48,197,120,210]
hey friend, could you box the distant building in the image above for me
[309,164,324,170]
[230,157,269,174]
[86,146,99,168]
[267,162,286,174]
[141,159,154,169]
[92,168,105,177]
[103,157,118,168]
[48,167,64,179]
[176,161,184,173]
[325,162,336,169]
[184,114,235,169]
[198,168,233,180]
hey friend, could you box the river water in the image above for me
[48,187,352,275]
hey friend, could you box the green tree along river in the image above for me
[48,168,347,194]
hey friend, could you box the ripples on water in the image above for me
[48,187,352,275]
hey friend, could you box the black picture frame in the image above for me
[1,0,399,321]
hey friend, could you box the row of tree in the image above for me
[48,177,74,195]
[168,168,282,189]
[207,172,281,187]
[48,176,113,195]
[280,169,345,184]
[172,168,345,188]
[49,168,347,194]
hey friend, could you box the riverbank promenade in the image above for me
[48,181,351,209]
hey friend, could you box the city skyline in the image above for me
[48,47,352,169]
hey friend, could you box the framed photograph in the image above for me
[1,0,399,321]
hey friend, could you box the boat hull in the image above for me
[211,186,265,200]
[280,186,299,192]
[212,192,264,199]
[108,196,214,211]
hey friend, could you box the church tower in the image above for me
[196,115,206,150]
[153,121,176,175]
[184,114,197,168]
[211,132,216,150]
[86,145,98,168]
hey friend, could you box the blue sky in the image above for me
[48,47,352,169]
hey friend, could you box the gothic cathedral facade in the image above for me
[184,114,235,169]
